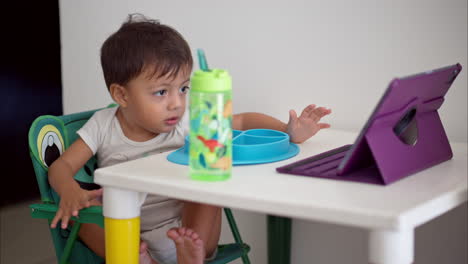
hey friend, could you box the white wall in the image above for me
[59,1,467,263]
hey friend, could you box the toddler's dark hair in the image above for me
[101,14,193,89]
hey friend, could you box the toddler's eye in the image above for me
[179,86,190,94]
[154,90,167,96]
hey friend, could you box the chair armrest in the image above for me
[30,203,104,228]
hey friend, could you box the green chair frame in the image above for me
[28,106,251,264]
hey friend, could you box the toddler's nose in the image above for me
[168,94,182,110]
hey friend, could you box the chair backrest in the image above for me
[28,108,109,203]
[28,107,112,264]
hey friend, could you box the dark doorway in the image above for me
[1,1,62,207]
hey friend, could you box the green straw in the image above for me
[197,49,210,72]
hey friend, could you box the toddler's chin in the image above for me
[158,125,177,133]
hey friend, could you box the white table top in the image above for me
[95,129,467,231]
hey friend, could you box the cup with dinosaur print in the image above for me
[189,69,232,181]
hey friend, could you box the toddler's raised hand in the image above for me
[287,104,332,143]
[50,186,103,229]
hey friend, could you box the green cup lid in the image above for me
[191,69,232,92]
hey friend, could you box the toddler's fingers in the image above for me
[301,104,316,117]
[61,215,70,229]
[89,199,102,206]
[308,109,322,122]
[318,107,331,115]
[51,210,63,228]
[318,123,331,129]
[313,107,330,118]
[88,188,104,200]
[318,107,328,115]
[288,109,298,124]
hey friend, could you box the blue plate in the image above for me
[167,129,299,166]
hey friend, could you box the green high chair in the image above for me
[28,105,251,264]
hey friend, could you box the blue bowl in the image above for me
[167,129,299,166]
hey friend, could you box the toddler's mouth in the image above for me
[165,117,179,125]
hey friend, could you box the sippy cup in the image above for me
[189,49,232,181]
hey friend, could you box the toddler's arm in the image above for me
[233,104,331,143]
[48,138,103,229]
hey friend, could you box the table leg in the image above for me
[103,187,144,264]
[368,228,414,264]
[267,215,291,264]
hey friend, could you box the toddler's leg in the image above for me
[79,223,157,264]
[76,198,106,257]
[181,202,222,258]
[167,227,204,264]
[78,223,106,258]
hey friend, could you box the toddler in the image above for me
[48,13,331,264]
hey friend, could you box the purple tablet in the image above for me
[277,64,462,185]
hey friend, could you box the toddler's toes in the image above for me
[140,240,148,253]
[172,227,205,264]
[190,231,199,241]
[185,228,193,237]
[178,227,187,236]
[167,228,180,240]
[193,236,203,247]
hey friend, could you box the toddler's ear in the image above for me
[110,84,128,107]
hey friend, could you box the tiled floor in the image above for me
[1,199,57,264]
[0,199,248,264]
[4,198,465,264]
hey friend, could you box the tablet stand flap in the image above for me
[365,109,452,185]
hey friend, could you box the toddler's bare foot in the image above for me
[167,227,204,264]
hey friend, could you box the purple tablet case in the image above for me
[277,64,462,185]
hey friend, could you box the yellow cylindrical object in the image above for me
[105,217,140,264]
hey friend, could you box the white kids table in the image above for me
[94,129,467,264]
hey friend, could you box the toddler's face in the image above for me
[124,67,191,135]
